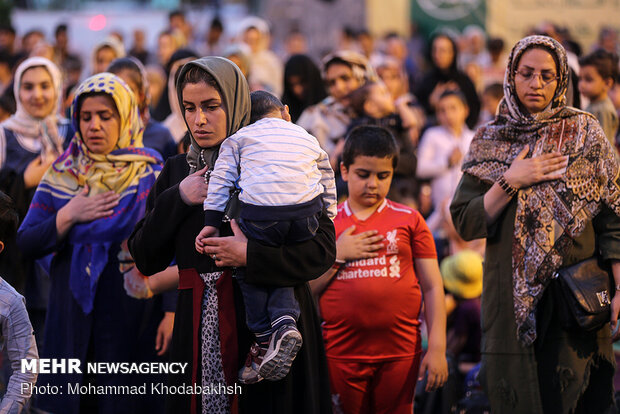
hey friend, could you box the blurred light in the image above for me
[89,15,107,32]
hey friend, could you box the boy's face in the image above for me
[364,83,395,118]
[579,65,612,102]
[341,155,393,209]
[482,93,501,115]
[436,95,468,131]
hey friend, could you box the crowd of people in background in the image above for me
[0,7,618,413]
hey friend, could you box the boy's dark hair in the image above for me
[210,16,223,32]
[342,26,357,39]
[63,54,82,72]
[55,24,67,37]
[0,81,15,114]
[579,49,619,84]
[342,125,398,168]
[23,30,44,42]
[0,191,18,245]
[483,83,503,100]
[0,24,15,36]
[357,28,371,38]
[487,37,504,55]
[0,50,11,66]
[346,82,376,118]
[384,31,402,41]
[250,90,284,124]
[438,89,468,107]
[169,9,185,21]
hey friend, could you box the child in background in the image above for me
[0,191,38,412]
[375,56,421,108]
[310,125,447,414]
[578,50,619,144]
[195,91,337,384]
[416,249,483,413]
[609,74,620,151]
[441,250,483,370]
[347,81,419,203]
[477,82,503,126]
[417,91,474,258]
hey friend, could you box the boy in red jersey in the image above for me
[310,125,448,414]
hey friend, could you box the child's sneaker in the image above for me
[259,324,302,381]
[238,343,265,384]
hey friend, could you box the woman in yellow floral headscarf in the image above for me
[17,73,167,414]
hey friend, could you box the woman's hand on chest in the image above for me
[179,165,209,206]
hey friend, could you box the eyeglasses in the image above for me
[516,69,558,85]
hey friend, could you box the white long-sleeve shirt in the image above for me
[417,125,475,210]
[204,117,337,223]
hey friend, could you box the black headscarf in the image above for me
[281,54,327,122]
[415,32,481,129]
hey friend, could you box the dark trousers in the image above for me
[236,212,320,336]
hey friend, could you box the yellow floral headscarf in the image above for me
[42,72,161,198]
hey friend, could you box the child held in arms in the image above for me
[195,91,337,384]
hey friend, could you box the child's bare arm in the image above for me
[415,257,448,392]
[148,265,180,294]
[310,226,384,297]
[124,265,179,299]
[309,267,339,298]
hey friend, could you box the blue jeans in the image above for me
[236,269,300,336]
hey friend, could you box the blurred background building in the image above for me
[3,0,618,64]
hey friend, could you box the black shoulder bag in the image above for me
[553,257,612,331]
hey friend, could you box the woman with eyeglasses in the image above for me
[450,35,620,413]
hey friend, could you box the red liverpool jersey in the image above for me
[320,199,437,361]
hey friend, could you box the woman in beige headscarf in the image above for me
[238,16,284,97]
[297,51,376,170]
[92,36,125,74]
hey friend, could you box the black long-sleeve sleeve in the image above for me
[129,156,195,276]
[245,213,336,287]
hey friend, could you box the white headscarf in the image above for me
[2,57,64,160]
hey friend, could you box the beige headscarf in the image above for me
[321,50,378,86]
[175,57,251,174]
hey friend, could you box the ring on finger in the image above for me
[212,254,218,261]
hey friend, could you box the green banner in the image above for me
[411,0,487,38]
